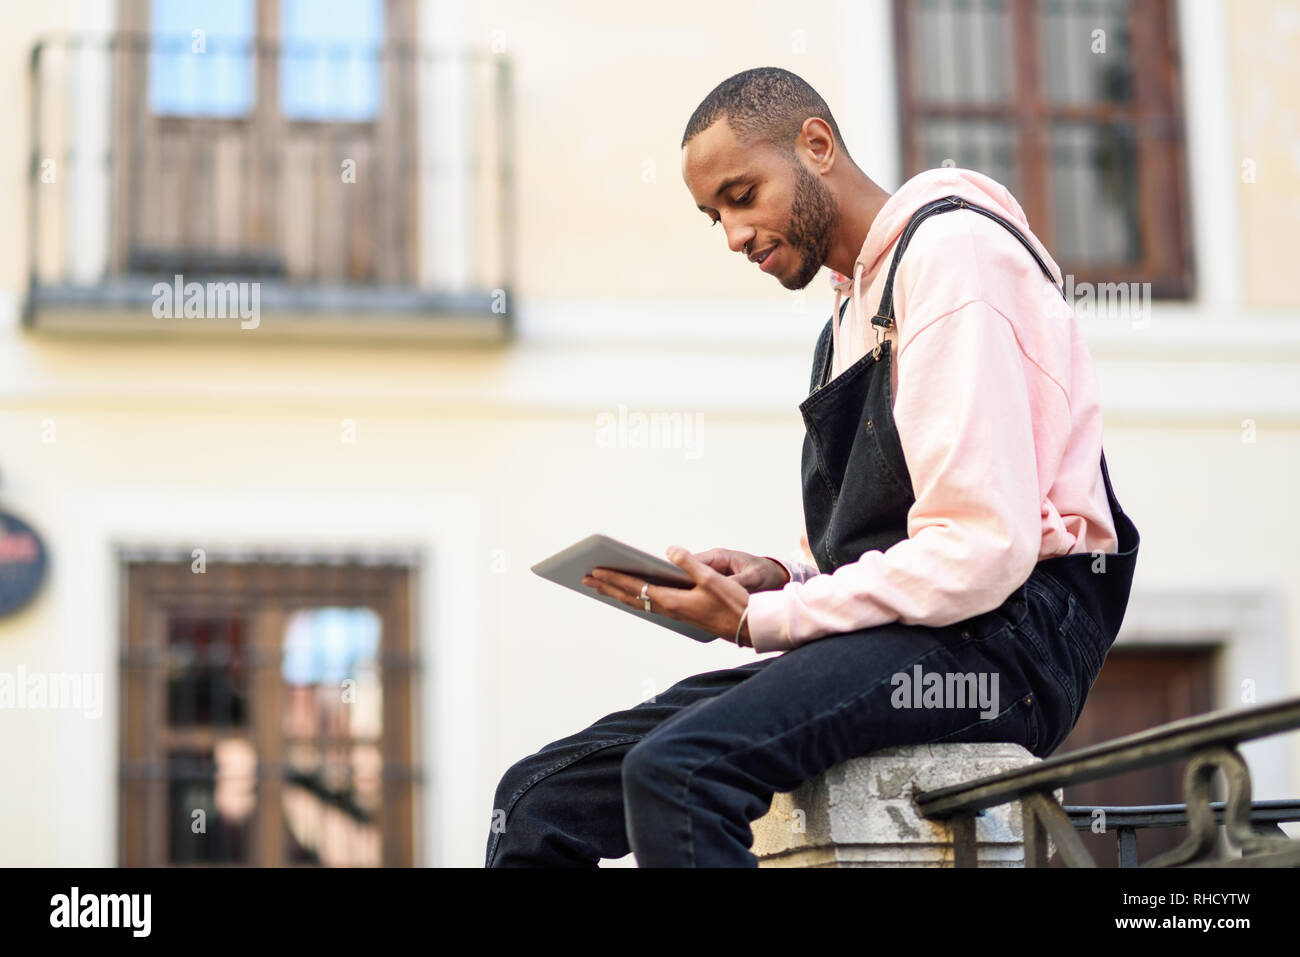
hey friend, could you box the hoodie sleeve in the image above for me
[761,554,820,585]
[744,232,1051,653]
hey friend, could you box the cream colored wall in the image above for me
[465,0,857,300]
[1,0,1299,866]
[1229,0,1300,310]
[0,355,822,866]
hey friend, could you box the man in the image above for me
[485,67,1138,867]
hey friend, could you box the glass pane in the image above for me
[1038,0,1134,104]
[167,740,256,864]
[166,616,250,726]
[280,0,385,121]
[148,0,255,117]
[1048,121,1141,264]
[913,0,1011,104]
[280,606,383,866]
[916,118,1020,194]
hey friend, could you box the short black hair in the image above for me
[681,67,851,162]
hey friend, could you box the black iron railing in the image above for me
[1062,800,1300,867]
[912,696,1300,867]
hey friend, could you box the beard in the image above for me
[780,159,839,290]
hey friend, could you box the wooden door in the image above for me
[1050,648,1217,866]
[112,0,417,284]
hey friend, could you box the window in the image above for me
[119,560,419,866]
[894,0,1193,297]
[148,0,255,117]
[148,0,384,121]
[117,0,419,284]
[280,0,385,121]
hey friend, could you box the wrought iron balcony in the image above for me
[25,32,515,338]
[912,696,1300,867]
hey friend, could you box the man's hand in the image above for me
[581,546,760,646]
[694,547,791,593]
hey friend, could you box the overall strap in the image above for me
[810,296,852,394]
[870,195,1066,333]
[861,195,1132,526]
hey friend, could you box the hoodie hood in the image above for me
[826,167,1045,376]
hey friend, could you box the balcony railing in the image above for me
[26,32,514,338]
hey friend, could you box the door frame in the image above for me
[1111,586,1291,800]
[120,558,416,865]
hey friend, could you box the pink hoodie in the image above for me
[745,167,1118,653]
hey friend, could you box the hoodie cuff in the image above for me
[761,555,795,585]
[744,587,798,653]
[762,555,820,585]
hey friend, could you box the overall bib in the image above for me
[799,195,1139,651]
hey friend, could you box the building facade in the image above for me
[0,0,1297,866]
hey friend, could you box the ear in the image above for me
[798,117,837,173]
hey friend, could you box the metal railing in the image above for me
[1062,800,1300,867]
[27,32,514,328]
[912,696,1300,867]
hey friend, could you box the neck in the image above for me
[826,166,891,279]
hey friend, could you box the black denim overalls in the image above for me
[799,195,1140,720]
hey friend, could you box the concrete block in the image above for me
[751,742,1064,867]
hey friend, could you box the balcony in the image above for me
[25,32,515,340]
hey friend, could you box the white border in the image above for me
[1176,0,1244,311]
[419,0,473,292]
[842,0,901,191]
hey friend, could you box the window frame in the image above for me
[113,0,420,285]
[118,558,419,867]
[893,0,1194,299]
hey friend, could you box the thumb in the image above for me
[693,546,722,567]
[666,545,714,584]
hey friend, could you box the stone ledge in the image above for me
[751,743,1064,867]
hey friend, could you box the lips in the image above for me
[754,245,778,273]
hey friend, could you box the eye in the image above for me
[735,188,754,205]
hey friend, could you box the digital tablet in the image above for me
[530,533,720,642]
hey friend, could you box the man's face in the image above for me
[682,117,838,291]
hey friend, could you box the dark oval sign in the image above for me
[0,510,47,617]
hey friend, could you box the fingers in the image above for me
[665,546,717,585]
[582,558,748,640]
[583,567,644,602]
[583,569,686,623]
[693,547,734,574]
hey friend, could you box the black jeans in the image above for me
[485,564,1107,867]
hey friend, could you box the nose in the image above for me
[722,216,756,256]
